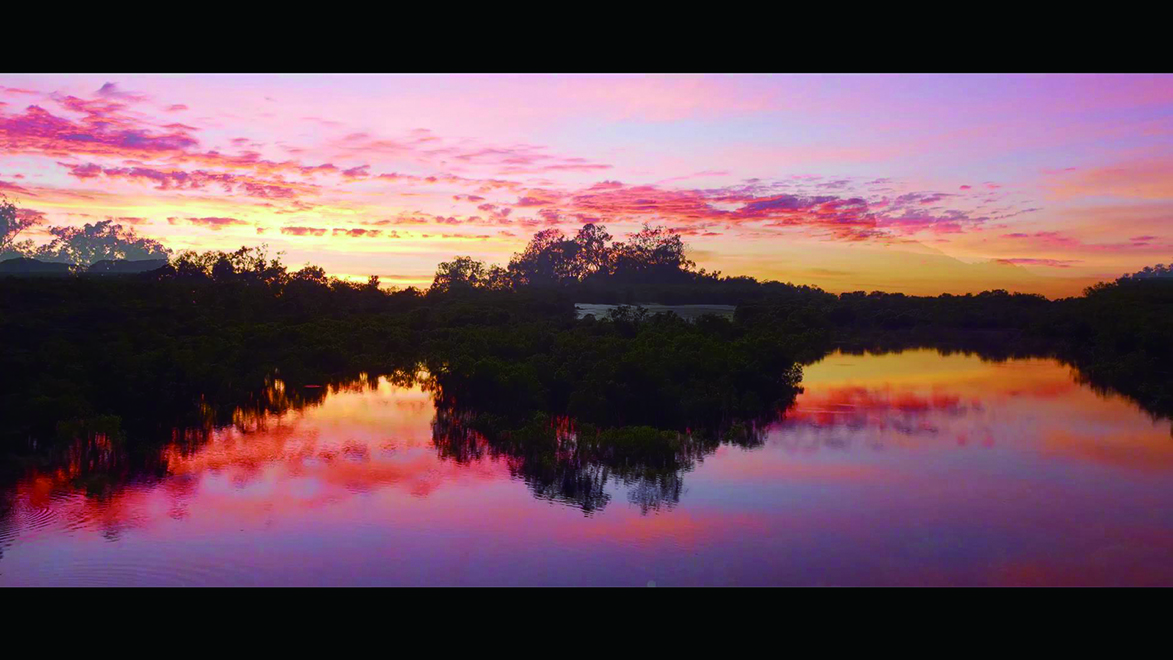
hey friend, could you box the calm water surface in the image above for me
[3,349,1172,586]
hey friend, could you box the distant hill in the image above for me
[0,258,72,276]
[87,258,170,275]
[0,257,171,277]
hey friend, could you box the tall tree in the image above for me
[574,223,613,278]
[611,224,695,278]
[431,256,488,293]
[507,228,581,286]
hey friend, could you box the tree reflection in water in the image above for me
[430,407,769,513]
[3,341,1171,529]
[1,363,785,521]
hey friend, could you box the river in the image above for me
[2,348,1171,585]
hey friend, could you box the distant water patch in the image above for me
[575,303,736,321]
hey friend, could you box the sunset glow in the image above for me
[4,74,1171,296]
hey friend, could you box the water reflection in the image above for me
[2,348,1173,585]
[431,408,763,513]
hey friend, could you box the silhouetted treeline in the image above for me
[428,223,831,304]
[1119,262,1173,282]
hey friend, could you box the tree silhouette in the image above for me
[611,223,694,276]
[573,223,612,278]
[33,220,171,267]
[430,256,488,293]
[507,228,580,286]
[429,222,702,293]
[0,195,40,260]
[1120,263,1173,281]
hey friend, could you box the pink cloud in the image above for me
[999,230,1163,254]
[0,105,198,158]
[63,162,313,199]
[341,164,370,179]
[995,257,1082,268]
[331,228,382,238]
[95,82,147,102]
[167,216,248,230]
[1045,157,1173,200]
[280,226,328,236]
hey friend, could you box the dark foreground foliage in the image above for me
[2,226,1171,511]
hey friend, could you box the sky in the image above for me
[1,73,1171,296]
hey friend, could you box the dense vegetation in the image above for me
[2,206,1172,503]
[0,243,808,448]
